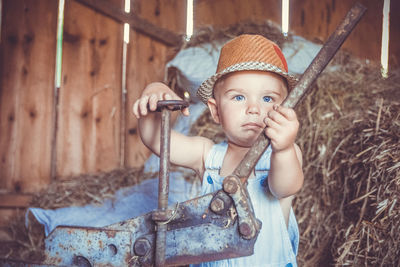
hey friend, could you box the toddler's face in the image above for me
[209,70,288,147]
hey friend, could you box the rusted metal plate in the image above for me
[44,227,132,266]
[165,220,256,266]
[42,190,258,266]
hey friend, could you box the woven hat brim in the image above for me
[197,61,297,104]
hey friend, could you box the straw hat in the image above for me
[197,34,297,104]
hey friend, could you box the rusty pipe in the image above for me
[233,2,367,182]
[154,100,189,267]
[155,107,170,267]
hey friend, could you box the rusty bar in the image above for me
[233,2,367,181]
[158,108,170,219]
[155,99,190,112]
[155,108,171,266]
[153,100,188,266]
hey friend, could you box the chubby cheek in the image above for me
[220,113,238,129]
[220,109,242,129]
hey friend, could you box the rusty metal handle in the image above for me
[232,2,367,182]
[156,99,189,111]
[154,100,189,267]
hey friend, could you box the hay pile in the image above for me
[294,55,400,266]
[30,168,147,209]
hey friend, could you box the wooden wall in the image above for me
[194,0,399,67]
[125,0,186,167]
[0,0,399,226]
[0,0,186,226]
[0,0,58,225]
[56,0,124,177]
[290,0,400,67]
[0,0,57,193]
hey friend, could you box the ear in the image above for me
[207,98,220,124]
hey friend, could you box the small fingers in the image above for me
[265,126,278,140]
[273,104,297,121]
[267,109,285,124]
[164,93,173,100]
[148,94,159,111]
[132,90,188,119]
[132,96,150,118]
[138,95,150,117]
[132,99,140,118]
[264,117,279,129]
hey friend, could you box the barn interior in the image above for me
[0,0,399,266]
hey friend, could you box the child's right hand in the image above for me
[132,82,190,119]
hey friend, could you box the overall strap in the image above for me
[204,142,271,179]
[254,145,272,179]
[204,141,228,173]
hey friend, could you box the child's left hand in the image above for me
[263,104,299,152]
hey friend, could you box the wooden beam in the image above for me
[74,0,182,47]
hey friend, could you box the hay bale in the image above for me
[30,167,146,209]
[295,55,400,266]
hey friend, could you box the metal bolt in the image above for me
[73,255,92,267]
[210,197,225,213]
[134,238,151,256]
[239,222,253,239]
[108,244,118,256]
[223,176,238,194]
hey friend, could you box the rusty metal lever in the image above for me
[153,100,189,267]
[233,2,367,184]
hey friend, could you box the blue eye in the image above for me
[263,96,272,102]
[234,95,245,101]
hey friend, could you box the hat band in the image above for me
[198,61,296,104]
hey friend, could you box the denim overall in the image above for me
[191,142,299,267]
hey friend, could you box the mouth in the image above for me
[242,122,264,130]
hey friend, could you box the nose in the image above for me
[246,100,260,114]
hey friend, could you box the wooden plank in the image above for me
[74,0,182,47]
[291,0,399,67]
[194,0,399,68]
[125,0,186,167]
[56,0,123,178]
[0,193,32,208]
[0,0,57,193]
[194,0,280,30]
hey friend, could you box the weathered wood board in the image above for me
[0,0,57,193]
[124,0,186,167]
[56,0,123,178]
